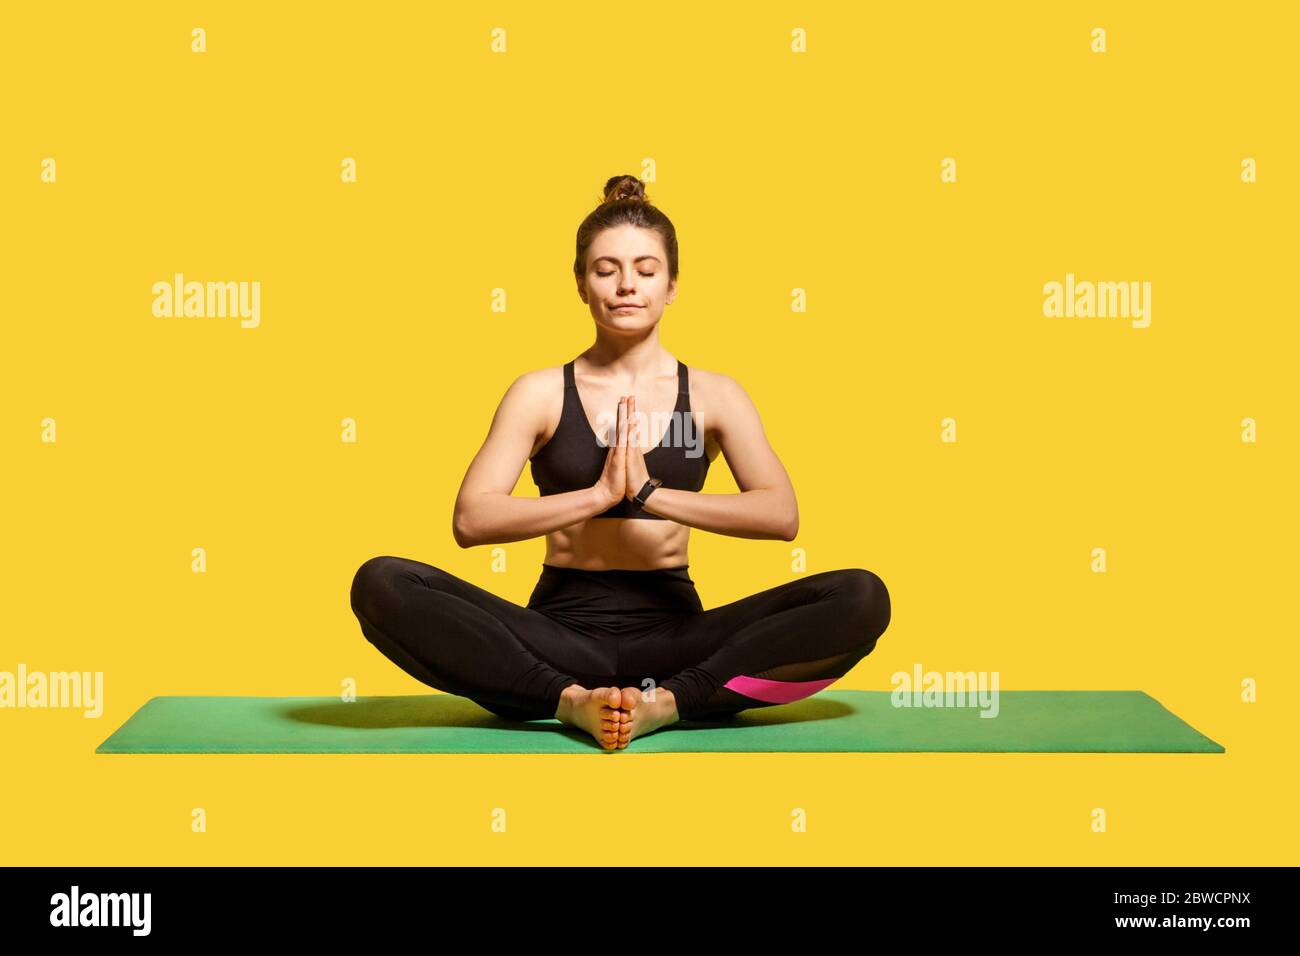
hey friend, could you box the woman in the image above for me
[350,174,892,751]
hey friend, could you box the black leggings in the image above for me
[349,557,892,722]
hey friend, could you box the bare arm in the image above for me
[636,375,799,541]
[451,372,626,548]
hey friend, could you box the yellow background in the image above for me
[2,2,1295,865]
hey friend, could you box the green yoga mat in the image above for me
[95,690,1224,754]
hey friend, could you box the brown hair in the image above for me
[573,174,679,283]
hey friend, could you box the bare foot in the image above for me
[554,685,623,751]
[614,685,680,748]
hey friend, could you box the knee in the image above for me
[833,568,892,648]
[350,555,412,624]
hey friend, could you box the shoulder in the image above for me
[487,365,565,435]
[685,364,749,406]
[507,364,564,397]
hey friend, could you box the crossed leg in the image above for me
[625,568,893,722]
[349,556,614,720]
[351,558,892,743]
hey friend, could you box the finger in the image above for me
[618,396,629,448]
[609,399,623,471]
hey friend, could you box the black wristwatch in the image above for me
[632,477,663,508]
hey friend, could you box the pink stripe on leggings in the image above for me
[723,674,838,704]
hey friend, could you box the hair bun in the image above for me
[602,174,647,205]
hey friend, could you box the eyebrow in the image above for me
[593,255,662,265]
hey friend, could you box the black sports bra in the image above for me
[530,358,710,519]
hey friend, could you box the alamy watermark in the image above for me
[1043,272,1151,328]
[0,664,103,717]
[891,663,999,718]
[152,272,260,328]
[592,408,706,458]
[50,886,151,935]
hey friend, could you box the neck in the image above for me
[581,332,672,380]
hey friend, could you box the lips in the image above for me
[611,304,643,310]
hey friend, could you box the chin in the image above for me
[602,316,651,331]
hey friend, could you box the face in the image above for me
[578,224,676,332]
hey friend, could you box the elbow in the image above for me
[777,491,799,541]
[452,508,477,549]
[453,491,506,548]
